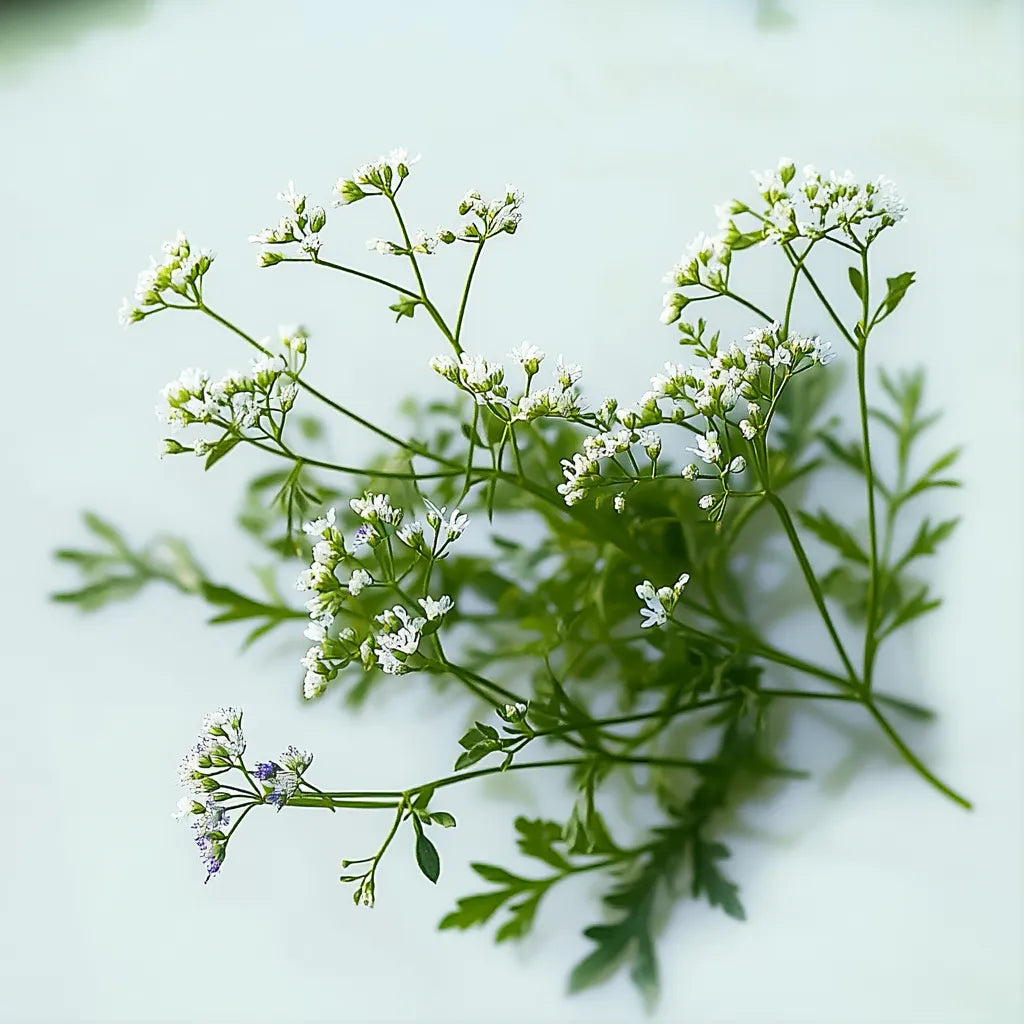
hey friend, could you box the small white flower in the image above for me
[728,456,746,474]
[303,507,337,538]
[698,494,716,510]
[347,569,373,596]
[613,493,626,514]
[510,342,545,374]
[555,356,582,389]
[418,594,454,621]
[688,431,722,465]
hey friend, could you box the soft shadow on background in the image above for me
[1,1,1021,1022]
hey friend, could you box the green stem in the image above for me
[856,247,881,690]
[864,702,971,809]
[765,492,861,688]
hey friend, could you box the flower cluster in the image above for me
[297,495,464,696]
[157,330,305,455]
[175,707,246,880]
[650,322,833,422]
[558,428,652,507]
[252,745,314,808]
[119,232,214,326]
[453,185,524,241]
[662,229,732,301]
[333,147,420,205]
[660,160,906,326]
[250,181,327,264]
[635,573,690,629]
[751,159,907,246]
[430,352,508,406]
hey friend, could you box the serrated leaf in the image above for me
[691,838,746,920]
[470,863,525,886]
[438,890,513,930]
[879,586,941,638]
[514,817,571,871]
[895,516,959,568]
[494,890,544,943]
[796,510,868,565]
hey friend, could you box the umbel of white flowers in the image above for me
[296,493,465,698]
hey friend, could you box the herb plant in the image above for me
[56,153,968,1003]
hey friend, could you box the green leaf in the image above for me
[415,831,441,884]
[428,811,457,829]
[847,266,865,300]
[880,271,915,318]
[879,586,941,638]
[514,817,571,871]
[453,743,495,771]
[438,890,513,930]
[896,517,959,568]
[494,890,545,943]
[204,436,241,470]
[691,838,746,920]
[796,509,869,565]
[457,726,485,750]
[470,863,524,886]
[389,294,421,321]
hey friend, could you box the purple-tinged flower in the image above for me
[253,761,279,781]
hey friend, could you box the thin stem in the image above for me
[301,257,420,299]
[856,246,881,690]
[864,702,971,809]
[198,303,448,464]
[454,242,485,350]
[766,492,861,688]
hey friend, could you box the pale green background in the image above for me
[1,1,1021,1022]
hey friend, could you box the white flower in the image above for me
[347,569,373,596]
[689,430,722,465]
[303,671,327,700]
[698,494,716,510]
[397,521,424,548]
[739,419,757,440]
[635,580,668,629]
[303,507,337,538]
[418,594,454,621]
[366,237,400,256]
[555,356,582,389]
[304,620,327,643]
[511,342,545,374]
[350,493,399,524]
[728,456,746,474]
[613,493,626,514]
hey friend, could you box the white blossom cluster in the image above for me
[297,495,464,696]
[333,147,420,205]
[430,345,587,425]
[661,161,907,325]
[119,231,214,326]
[663,230,732,297]
[157,329,306,455]
[557,426,660,507]
[635,573,690,629]
[250,181,327,265]
[751,159,907,246]
[174,707,246,880]
[648,322,833,422]
[453,185,524,241]
[366,227,457,257]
